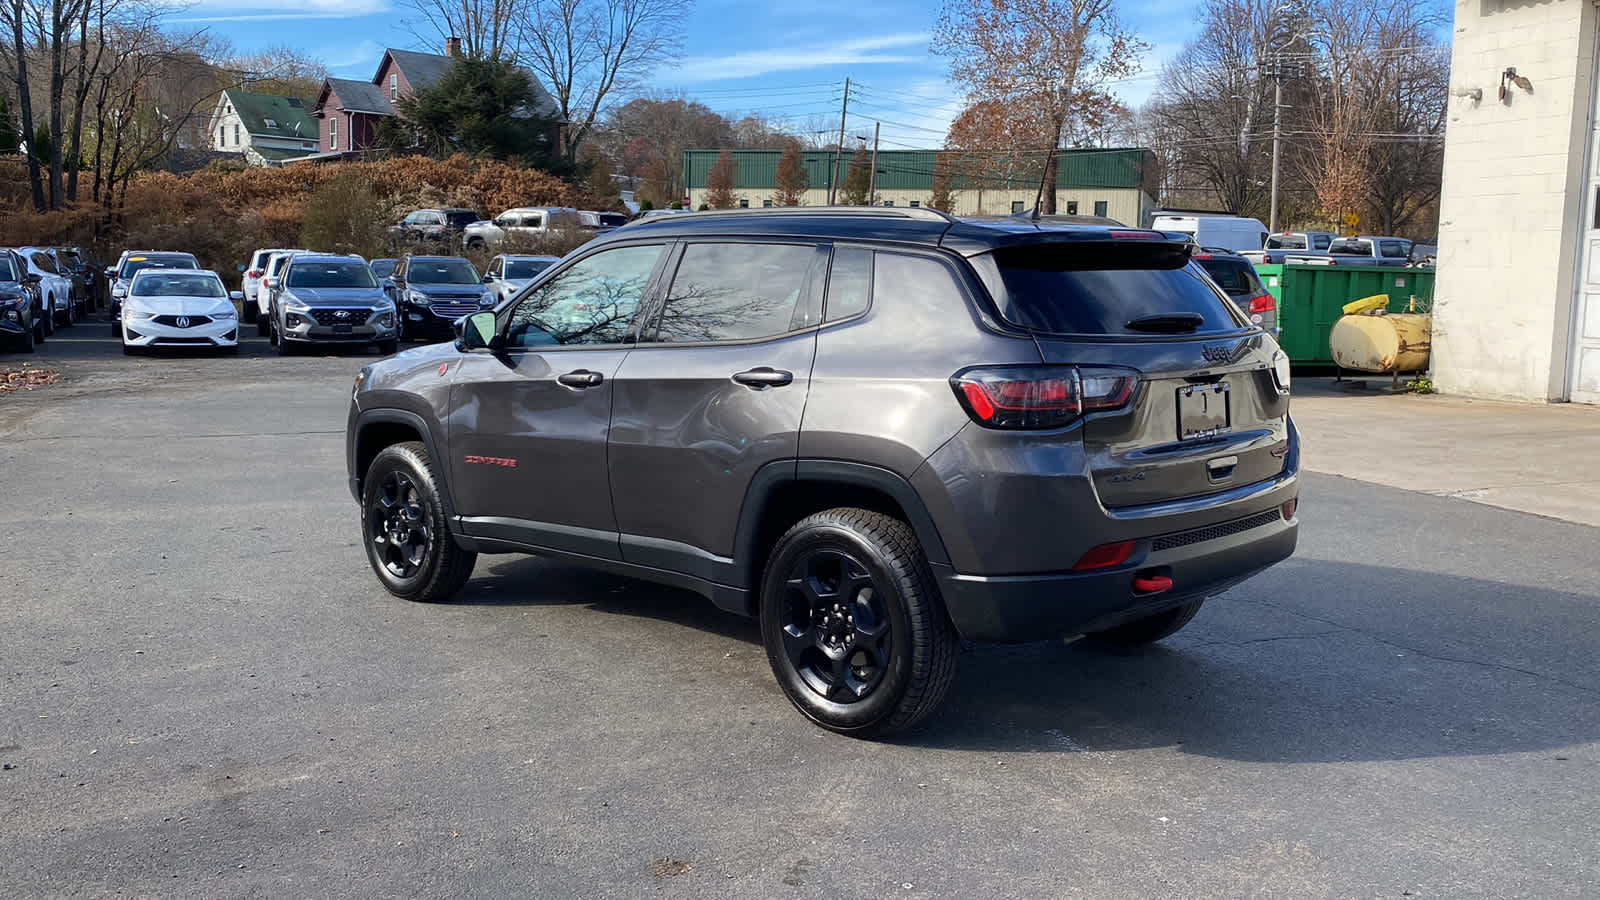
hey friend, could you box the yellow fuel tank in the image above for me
[1329,312,1432,373]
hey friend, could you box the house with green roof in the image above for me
[207,89,321,166]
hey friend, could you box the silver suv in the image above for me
[345,208,1300,737]
[268,254,397,356]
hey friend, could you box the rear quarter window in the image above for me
[971,242,1246,336]
[1196,258,1265,294]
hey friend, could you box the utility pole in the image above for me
[1269,68,1284,234]
[866,121,880,204]
[829,78,850,205]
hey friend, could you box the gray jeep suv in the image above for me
[345,207,1300,737]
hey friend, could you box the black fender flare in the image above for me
[728,459,952,605]
[350,408,457,521]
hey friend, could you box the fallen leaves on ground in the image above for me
[0,365,61,393]
[651,858,691,879]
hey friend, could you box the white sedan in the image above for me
[121,269,240,354]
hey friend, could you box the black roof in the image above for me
[605,207,1183,258]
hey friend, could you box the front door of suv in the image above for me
[608,240,827,581]
[446,242,670,560]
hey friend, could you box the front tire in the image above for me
[1087,599,1206,646]
[17,321,35,353]
[376,339,397,356]
[361,442,476,602]
[760,508,957,738]
[242,300,257,324]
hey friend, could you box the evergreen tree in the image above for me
[774,141,808,206]
[384,57,561,167]
[706,148,738,209]
[839,146,872,205]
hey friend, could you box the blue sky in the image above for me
[179,0,1199,147]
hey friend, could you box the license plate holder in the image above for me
[1177,381,1231,440]
[332,323,353,335]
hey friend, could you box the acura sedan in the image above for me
[121,269,240,354]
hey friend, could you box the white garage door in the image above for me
[1574,30,1600,404]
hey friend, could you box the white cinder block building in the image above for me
[1434,0,1599,403]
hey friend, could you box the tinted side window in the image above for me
[652,242,818,343]
[1312,234,1332,250]
[825,246,872,321]
[1380,240,1404,258]
[506,243,664,348]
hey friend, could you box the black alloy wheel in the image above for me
[360,442,476,602]
[369,469,431,580]
[760,508,957,738]
[777,548,894,705]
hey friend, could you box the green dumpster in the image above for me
[1252,264,1434,365]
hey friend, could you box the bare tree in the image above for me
[933,0,1146,213]
[226,43,330,100]
[2,0,46,208]
[402,0,525,61]
[519,0,690,159]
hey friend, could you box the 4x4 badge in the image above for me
[1201,342,1237,363]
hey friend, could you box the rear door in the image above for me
[607,240,826,572]
[446,241,671,559]
[972,239,1291,509]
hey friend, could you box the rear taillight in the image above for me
[247,269,260,278]
[1248,293,1276,314]
[951,366,1137,429]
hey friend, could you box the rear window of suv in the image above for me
[1195,256,1266,296]
[970,241,1246,336]
[1329,238,1372,256]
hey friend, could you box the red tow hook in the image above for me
[1132,574,1173,594]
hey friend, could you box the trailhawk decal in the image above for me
[464,455,518,468]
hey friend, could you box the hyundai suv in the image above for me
[268,254,397,356]
[345,208,1300,737]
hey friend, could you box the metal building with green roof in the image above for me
[207,89,322,167]
[683,147,1157,224]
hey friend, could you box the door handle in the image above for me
[731,367,794,389]
[557,369,604,388]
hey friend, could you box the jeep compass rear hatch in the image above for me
[966,236,1291,508]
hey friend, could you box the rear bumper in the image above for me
[937,507,1298,642]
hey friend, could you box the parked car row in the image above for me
[389,205,629,252]
[0,245,102,353]
[1150,214,1433,267]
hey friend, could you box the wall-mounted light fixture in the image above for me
[1499,67,1534,102]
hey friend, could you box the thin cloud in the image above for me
[667,32,930,83]
[175,0,388,21]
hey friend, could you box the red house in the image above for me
[310,39,561,157]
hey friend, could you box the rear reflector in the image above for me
[1248,293,1276,314]
[1281,498,1298,520]
[951,365,1137,430]
[1072,541,1135,571]
[1132,574,1173,594]
[1108,229,1162,240]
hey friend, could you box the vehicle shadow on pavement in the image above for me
[466,556,762,645]
[469,555,1598,764]
[911,559,1600,763]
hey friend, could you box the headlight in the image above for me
[478,294,496,307]
[406,291,428,306]
[283,294,311,312]
[214,308,237,319]
[370,299,395,312]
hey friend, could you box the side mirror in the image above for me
[455,311,498,351]
[104,267,115,278]
[24,273,41,284]
[236,263,247,273]
[229,290,244,302]
[482,274,494,283]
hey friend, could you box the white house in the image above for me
[1433,0,1599,403]
[207,89,321,166]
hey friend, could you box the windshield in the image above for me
[407,259,479,285]
[287,261,378,288]
[1329,239,1372,256]
[0,256,16,281]
[1196,258,1266,295]
[972,242,1244,336]
[505,259,554,280]
[58,250,81,267]
[131,272,224,297]
[1265,235,1306,250]
[370,259,397,278]
[119,256,197,278]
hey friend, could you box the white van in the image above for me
[1150,215,1269,253]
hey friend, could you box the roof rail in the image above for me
[667,205,957,224]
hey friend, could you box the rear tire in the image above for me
[242,301,257,324]
[760,508,957,738]
[1087,599,1206,646]
[361,441,476,603]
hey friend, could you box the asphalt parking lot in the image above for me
[3,325,1598,898]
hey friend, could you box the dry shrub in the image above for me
[0,153,609,271]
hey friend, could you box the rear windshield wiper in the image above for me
[1124,313,1204,333]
